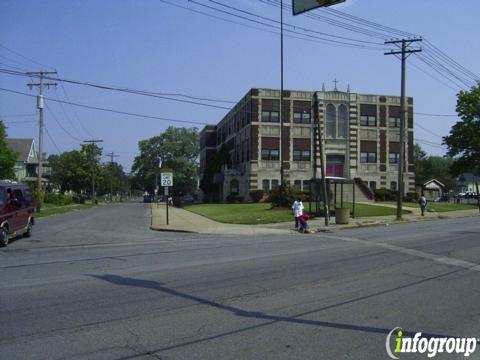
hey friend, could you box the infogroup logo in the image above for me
[386,327,478,359]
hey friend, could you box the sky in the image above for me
[1,0,479,172]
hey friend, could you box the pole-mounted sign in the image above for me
[292,0,345,15]
[160,168,173,225]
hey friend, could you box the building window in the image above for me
[326,104,336,138]
[293,111,311,124]
[390,181,397,191]
[389,117,400,128]
[338,104,348,138]
[360,152,377,163]
[293,150,311,161]
[302,180,310,192]
[261,111,279,123]
[360,115,377,127]
[293,180,301,191]
[369,181,376,190]
[261,149,279,160]
[271,179,279,189]
[262,179,270,192]
[389,152,399,164]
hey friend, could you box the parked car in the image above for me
[0,181,35,247]
[143,193,152,203]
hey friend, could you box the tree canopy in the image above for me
[414,143,456,190]
[0,120,17,180]
[132,126,199,195]
[443,84,480,175]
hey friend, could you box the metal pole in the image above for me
[314,92,330,225]
[279,0,284,184]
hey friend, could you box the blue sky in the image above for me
[1,0,479,171]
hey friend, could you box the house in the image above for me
[422,179,445,201]
[456,173,479,194]
[199,87,415,202]
[5,138,50,183]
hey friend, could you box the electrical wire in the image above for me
[44,124,62,154]
[45,103,83,142]
[0,87,210,126]
[208,0,384,45]
[187,0,386,50]
[0,43,55,70]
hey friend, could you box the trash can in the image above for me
[335,207,350,224]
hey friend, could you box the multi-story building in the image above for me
[199,87,415,202]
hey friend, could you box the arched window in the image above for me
[338,104,348,138]
[326,104,336,138]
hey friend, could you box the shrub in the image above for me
[374,189,396,202]
[405,192,419,202]
[249,190,264,203]
[44,192,74,206]
[72,194,86,204]
[226,194,243,203]
[270,181,295,208]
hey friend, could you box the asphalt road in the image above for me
[1,202,480,360]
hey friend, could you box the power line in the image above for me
[0,43,55,70]
[415,112,457,117]
[208,0,384,45]
[415,122,443,139]
[187,0,386,50]
[0,68,232,110]
[0,113,36,117]
[44,124,62,154]
[0,87,210,126]
[45,103,83,142]
[52,86,92,139]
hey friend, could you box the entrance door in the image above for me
[326,155,345,177]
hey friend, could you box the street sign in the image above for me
[292,0,346,15]
[161,172,173,187]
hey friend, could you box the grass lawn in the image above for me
[184,202,411,225]
[36,203,94,218]
[381,201,478,212]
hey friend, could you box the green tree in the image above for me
[97,162,127,198]
[0,120,17,180]
[48,150,90,193]
[443,84,480,175]
[132,127,199,195]
[414,143,456,190]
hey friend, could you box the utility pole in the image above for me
[105,151,119,202]
[314,92,330,226]
[279,0,284,185]
[385,38,422,220]
[27,71,57,211]
[83,139,104,204]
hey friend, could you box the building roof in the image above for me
[424,179,445,189]
[5,138,37,162]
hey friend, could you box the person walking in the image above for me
[418,194,427,216]
[291,198,304,230]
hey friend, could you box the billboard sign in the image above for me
[292,0,346,16]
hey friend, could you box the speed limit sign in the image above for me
[161,172,173,187]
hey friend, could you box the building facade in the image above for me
[199,88,415,201]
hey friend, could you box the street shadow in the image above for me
[89,267,468,359]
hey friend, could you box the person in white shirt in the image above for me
[291,198,304,229]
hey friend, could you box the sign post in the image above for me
[161,169,173,225]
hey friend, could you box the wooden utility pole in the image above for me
[27,71,57,211]
[106,151,119,201]
[385,38,422,220]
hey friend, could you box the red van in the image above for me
[0,181,35,247]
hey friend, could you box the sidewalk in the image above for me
[150,202,480,235]
[150,203,293,235]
